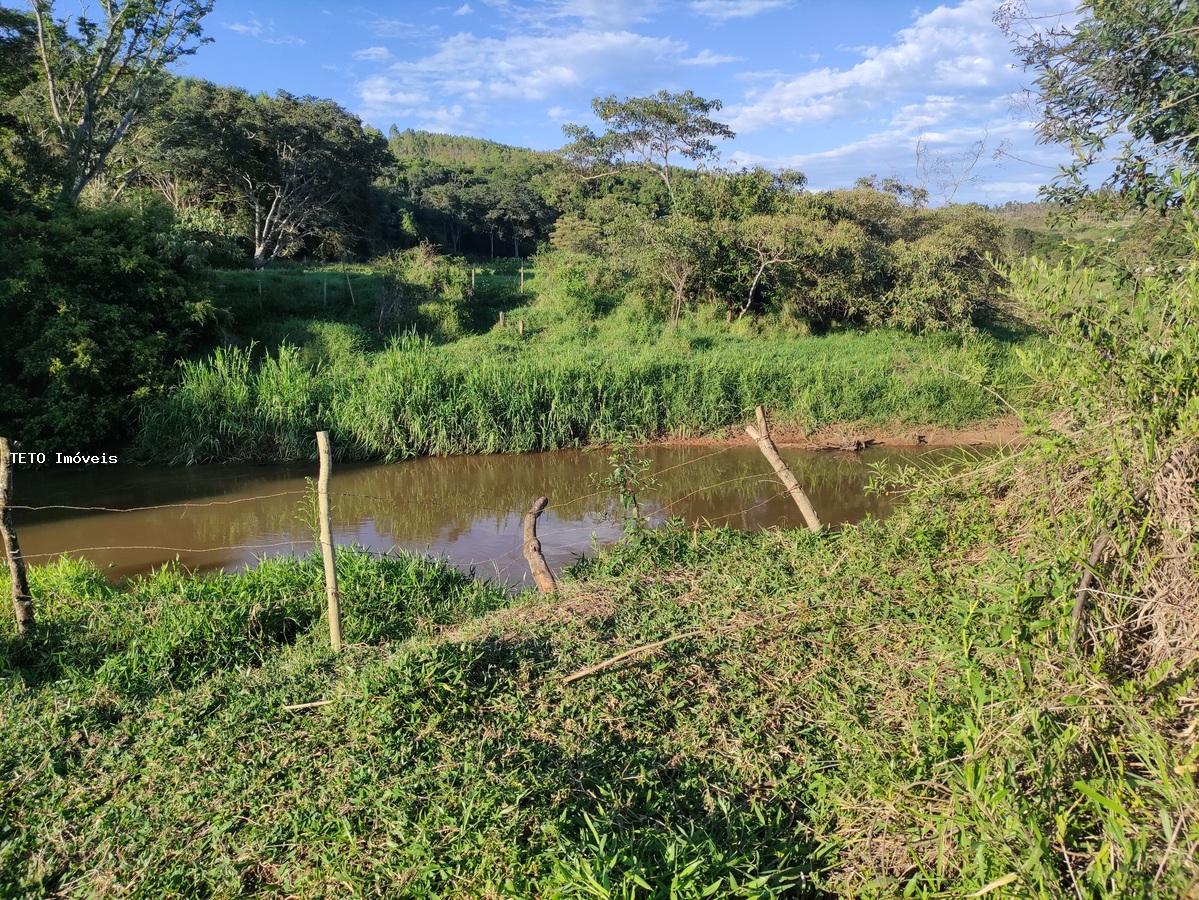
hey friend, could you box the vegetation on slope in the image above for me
[137,256,1034,463]
[4,182,1196,896]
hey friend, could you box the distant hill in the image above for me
[386,127,553,168]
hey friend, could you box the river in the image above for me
[11,445,970,588]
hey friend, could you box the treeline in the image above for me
[0,0,1051,452]
[542,167,1005,332]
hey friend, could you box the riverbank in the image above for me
[137,317,1038,464]
[652,415,1026,450]
[2,430,1193,894]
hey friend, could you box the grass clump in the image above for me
[142,321,1033,463]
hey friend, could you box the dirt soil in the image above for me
[655,417,1026,451]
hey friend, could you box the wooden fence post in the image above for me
[746,406,822,533]
[344,272,356,306]
[471,268,476,290]
[519,266,525,293]
[523,497,557,594]
[316,432,343,651]
[499,310,506,329]
[0,438,34,634]
[517,319,525,336]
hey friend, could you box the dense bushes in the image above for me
[375,243,473,339]
[540,183,1009,333]
[881,205,1006,331]
[0,202,213,447]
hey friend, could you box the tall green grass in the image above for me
[141,327,1031,463]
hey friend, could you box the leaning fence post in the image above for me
[316,431,343,651]
[746,406,822,533]
[523,496,557,594]
[498,310,506,329]
[0,438,34,634]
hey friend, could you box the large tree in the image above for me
[0,7,40,202]
[1001,0,1199,208]
[143,81,388,267]
[27,0,212,205]
[561,90,735,207]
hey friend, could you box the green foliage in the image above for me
[0,202,212,446]
[591,434,657,531]
[135,79,388,267]
[562,90,735,206]
[379,128,558,258]
[1007,174,1199,664]
[0,7,49,205]
[374,243,472,339]
[1004,0,1199,209]
[881,205,1006,332]
[25,0,213,204]
[138,311,1032,463]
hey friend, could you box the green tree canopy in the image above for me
[26,0,212,205]
[561,90,735,206]
[1003,0,1199,208]
[140,80,388,267]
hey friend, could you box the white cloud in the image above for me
[547,105,570,120]
[727,0,1021,133]
[356,29,687,125]
[682,49,740,66]
[729,114,1063,202]
[369,18,440,40]
[353,46,393,62]
[223,15,304,46]
[689,0,790,21]
[453,3,473,13]
[545,0,661,27]
[358,76,430,109]
[225,18,263,37]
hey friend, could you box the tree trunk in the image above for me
[522,497,557,594]
[740,262,767,320]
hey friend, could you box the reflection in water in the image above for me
[13,445,970,588]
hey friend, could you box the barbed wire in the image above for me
[9,490,308,513]
[7,445,742,516]
[20,539,316,562]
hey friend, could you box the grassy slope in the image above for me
[140,266,1038,463]
[3,449,1194,896]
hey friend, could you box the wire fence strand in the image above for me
[8,448,822,575]
[21,539,317,562]
[10,491,308,514]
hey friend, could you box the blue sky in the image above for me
[182,0,1073,203]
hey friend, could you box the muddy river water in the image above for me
[12,445,973,588]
